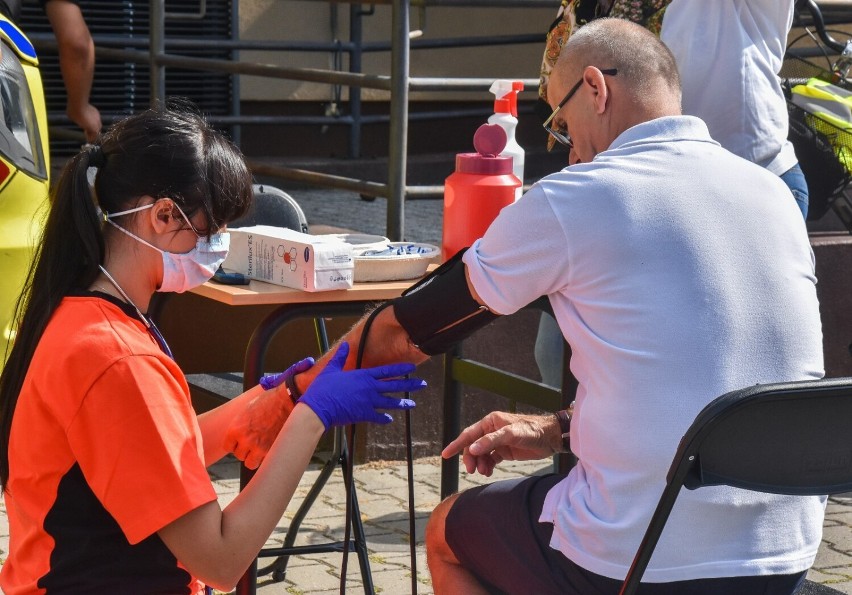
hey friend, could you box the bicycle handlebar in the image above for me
[798,0,847,53]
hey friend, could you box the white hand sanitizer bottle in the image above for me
[488,80,525,200]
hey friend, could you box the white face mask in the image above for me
[105,201,230,293]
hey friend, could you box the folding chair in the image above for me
[620,378,852,595]
[230,184,310,233]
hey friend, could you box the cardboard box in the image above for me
[223,225,354,291]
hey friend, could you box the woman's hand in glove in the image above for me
[299,342,426,429]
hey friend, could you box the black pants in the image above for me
[445,473,807,595]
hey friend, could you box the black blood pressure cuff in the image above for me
[393,248,499,355]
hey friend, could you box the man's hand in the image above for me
[222,386,295,470]
[442,411,562,476]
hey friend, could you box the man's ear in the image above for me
[584,66,609,115]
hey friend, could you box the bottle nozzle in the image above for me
[489,79,524,117]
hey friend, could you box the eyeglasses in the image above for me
[172,201,217,237]
[542,68,618,149]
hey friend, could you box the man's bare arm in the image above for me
[294,305,427,394]
[294,264,488,393]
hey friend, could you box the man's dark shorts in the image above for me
[445,473,807,595]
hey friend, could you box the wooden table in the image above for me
[192,277,417,595]
[192,276,418,308]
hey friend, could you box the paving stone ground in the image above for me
[215,452,852,595]
[0,455,850,594]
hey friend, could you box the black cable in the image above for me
[340,301,395,594]
[405,409,418,594]
[338,424,357,594]
[788,28,834,73]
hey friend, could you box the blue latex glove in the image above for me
[300,342,425,429]
[259,357,315,390]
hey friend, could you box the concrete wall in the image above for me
[232,8,852,161]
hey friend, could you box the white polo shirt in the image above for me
[661,0,798,175]
[464,115,824,582]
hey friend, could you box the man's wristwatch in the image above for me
[554,401,575,453]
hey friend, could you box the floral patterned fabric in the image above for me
[609,0,670,34]
[538,0,672,149]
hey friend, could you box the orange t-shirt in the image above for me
[0,294,217,594]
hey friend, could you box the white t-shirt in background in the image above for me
[661,0,797,175]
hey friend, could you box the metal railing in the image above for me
[31,0,548,240]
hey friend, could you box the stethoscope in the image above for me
[100,266,228,592]
[98,264,175,360]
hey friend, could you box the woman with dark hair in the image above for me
[0,104,424,593]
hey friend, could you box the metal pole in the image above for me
[99,47,393,90]
[231,0,242,147]
[150,0,166,106]
[387,0,410,241]
[349,3,364,158]
[246,159,390,197]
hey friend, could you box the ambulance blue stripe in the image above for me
[0,21,36,60]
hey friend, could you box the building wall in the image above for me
[238,0,556,102]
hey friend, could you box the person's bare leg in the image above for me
[426,492,491,595]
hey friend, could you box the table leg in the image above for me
[440,343,463,500]
[257,425,374,592]
[234,302,379,595]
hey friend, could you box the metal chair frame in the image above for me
[620,378,852,595]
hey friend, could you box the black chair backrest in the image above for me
[231,184,309,233]
[620,378,852,595]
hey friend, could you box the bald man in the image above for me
[286,17,822,595]
[423,18,821,594]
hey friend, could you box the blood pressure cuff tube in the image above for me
[393,248,499,355]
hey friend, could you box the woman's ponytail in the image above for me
[0,103,253,490]
[0,143,107,489]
